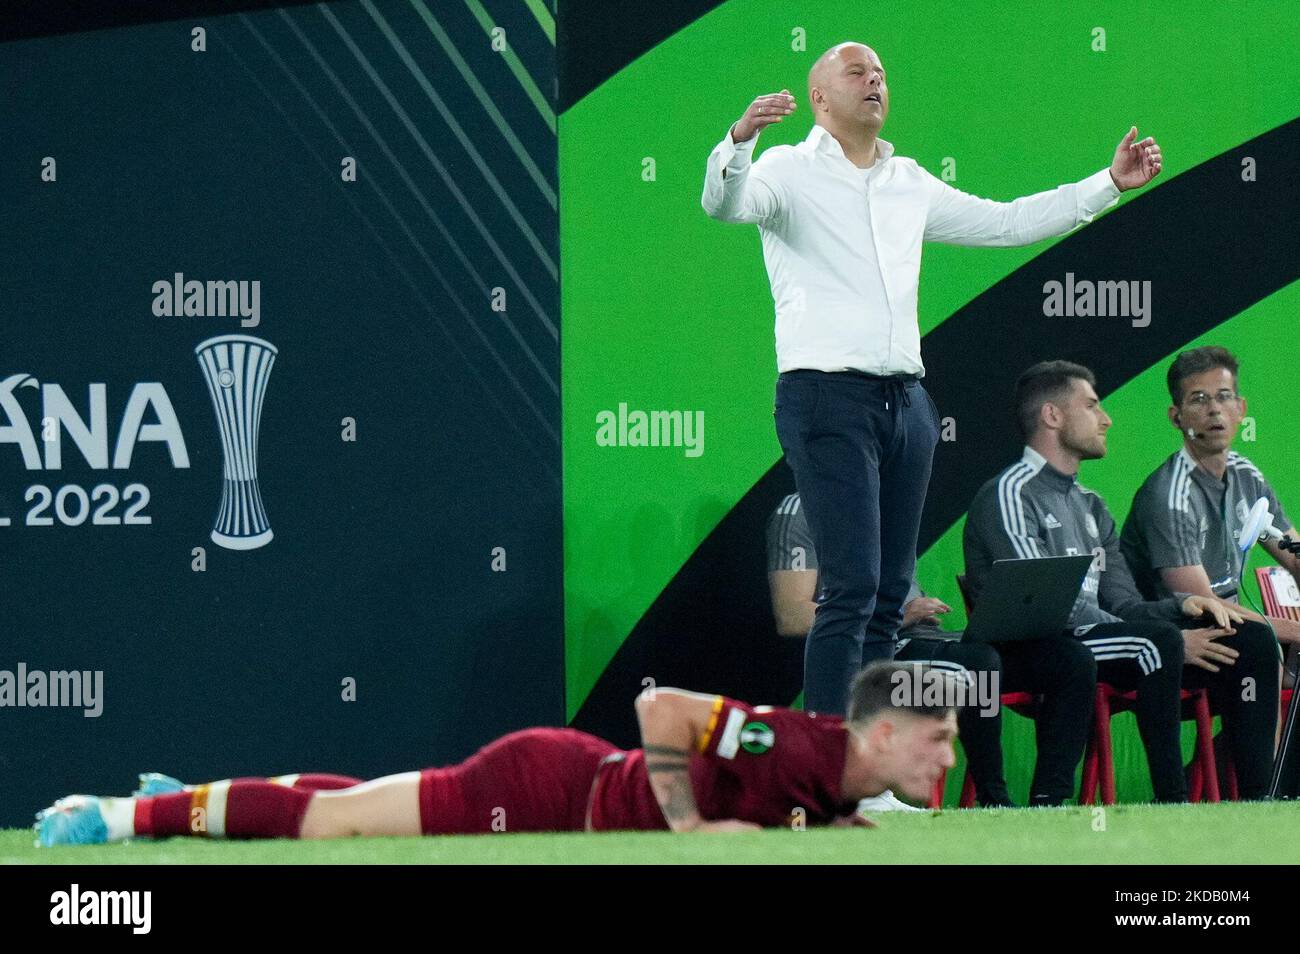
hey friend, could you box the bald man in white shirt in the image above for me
[703,41,1163,715]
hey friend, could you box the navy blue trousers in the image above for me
[774,370,940,715]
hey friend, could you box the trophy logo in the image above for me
[195,334,277,550]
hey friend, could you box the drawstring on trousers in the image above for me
[884,378,911,411]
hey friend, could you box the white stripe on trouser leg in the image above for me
[1118,637,1160,674]
[1082,636,1162,676]
[1085,640,1158,676]
[917,659,975,687]
[206,780,231,837]
[270,774,301,788]
[1092,652,1153,677]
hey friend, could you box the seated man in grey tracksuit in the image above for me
[965,360,1277,802]
[1121,346,1300,682]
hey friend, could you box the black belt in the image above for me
[779,368,919,408]
[780,368,920,383]
[843,369,921,384]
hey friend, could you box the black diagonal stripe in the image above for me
[573,118,1300,742]
[0,0,348,44]
[558,0,725,113]
[922,118,1299,544]
[572,459,805,747]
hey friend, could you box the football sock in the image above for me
[134,779,314,839]
[282,773,362,791]
[98,797,138,841]
[168,773,363,792]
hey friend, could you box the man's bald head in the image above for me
[808,43,872,100]
[807,42,889,135]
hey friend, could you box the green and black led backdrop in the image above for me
[0,0,561,826]
[559,0,1300,803]
[2,0,1298,824]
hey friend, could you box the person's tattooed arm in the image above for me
[642,743,699,830]
[634,688,759,833]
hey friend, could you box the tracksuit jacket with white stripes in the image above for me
[963,446,1187,634]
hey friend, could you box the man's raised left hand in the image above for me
[1109,126,1163,191]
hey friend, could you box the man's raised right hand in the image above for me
[732,90,796,143]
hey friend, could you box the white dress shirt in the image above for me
[702,124,1122,375]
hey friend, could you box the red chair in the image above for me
[1254,567,1298,737]
[1256,567,1300,701]
[1079,683,1219,804]
[1256,565,1300,623]
[936,575,1220,806]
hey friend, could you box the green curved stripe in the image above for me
[561,0,1300,718]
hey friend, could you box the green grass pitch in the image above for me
[5,802,1297,864]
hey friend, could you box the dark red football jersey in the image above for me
[587,696,858,830]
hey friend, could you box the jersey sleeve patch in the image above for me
[715,706,748,760]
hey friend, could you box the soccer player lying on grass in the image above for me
[36,662,957,845]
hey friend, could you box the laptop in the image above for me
[962,555,1095,643]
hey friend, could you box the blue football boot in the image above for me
[134,772,187,796]
[35,795,109,847]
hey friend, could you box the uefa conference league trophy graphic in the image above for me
[195,334,277,550]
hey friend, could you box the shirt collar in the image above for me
[1180,445,1228,488]
[805,124,895,165]
[1022,445,1077,491]
[1022,445,1048,471]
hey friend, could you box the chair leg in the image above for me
[930,768,946,809]
[1080,738,1099,805]
[1097,690,1117,805]
[1192,692,1220,803]
[959,770,977,808]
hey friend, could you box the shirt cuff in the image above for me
[1078,167,1122,216]
[716,126,759,177]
